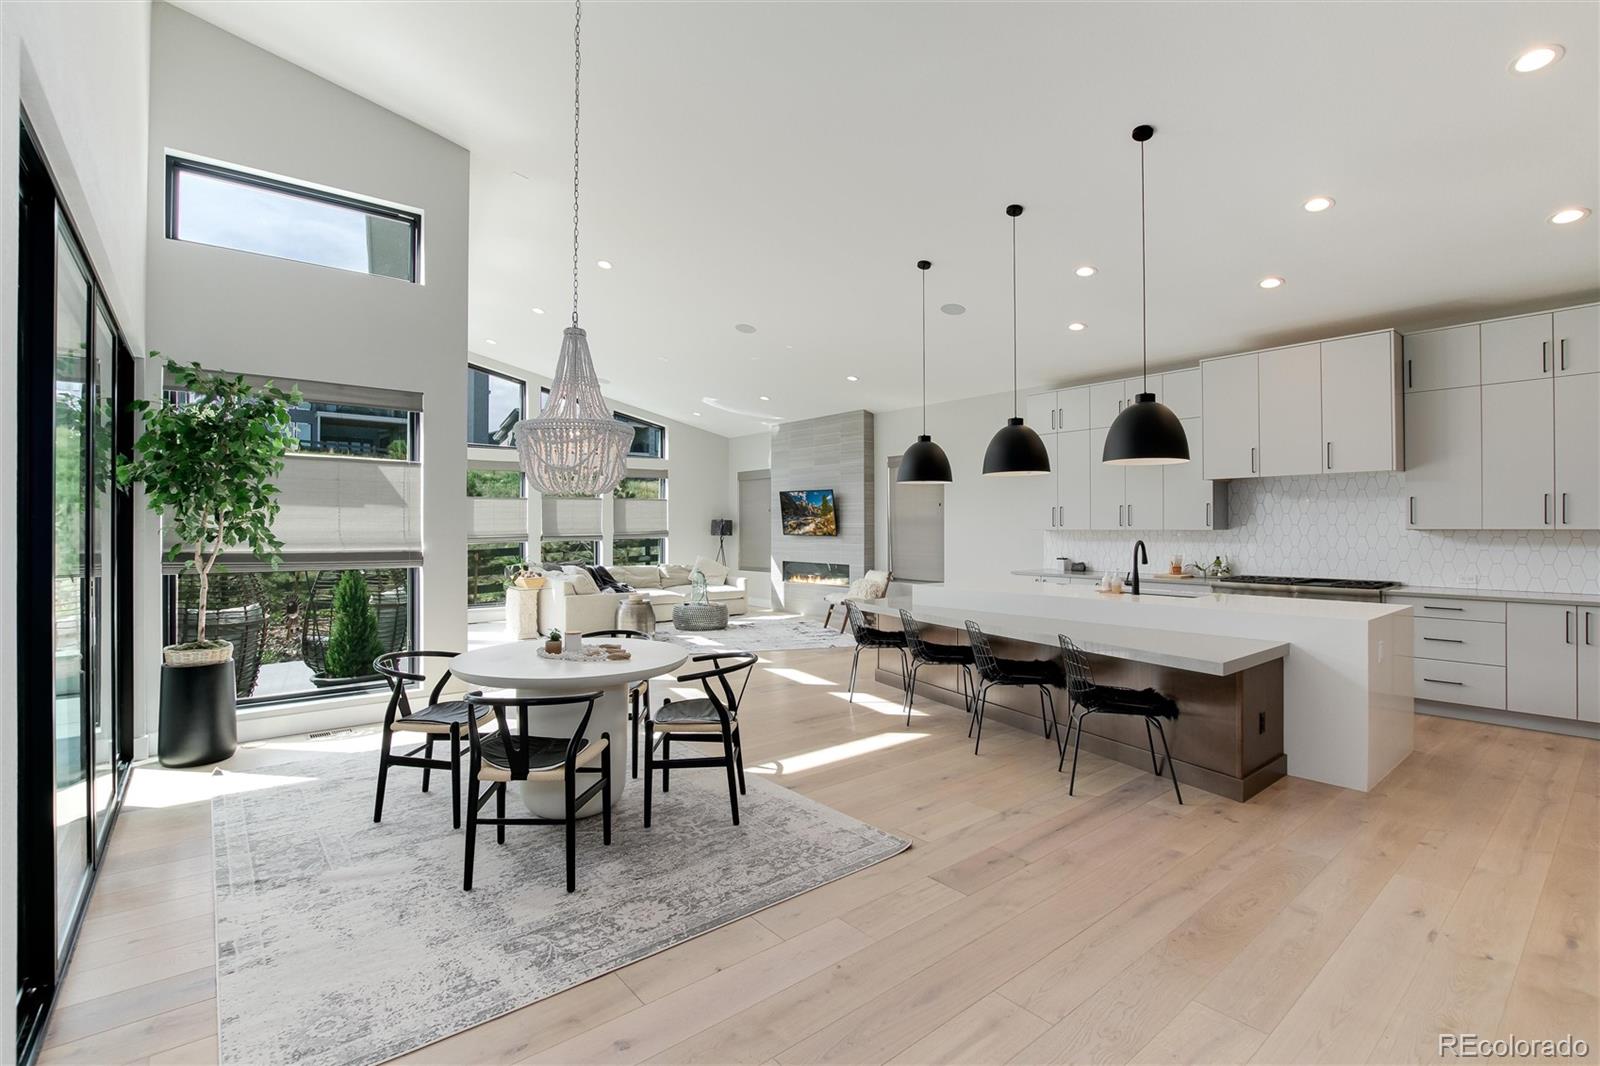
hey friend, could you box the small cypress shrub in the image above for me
[324,570,382,678]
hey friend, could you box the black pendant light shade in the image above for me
[1103,394,1190,465]
[984,417,1052,476]
[1103,124,1190,466]
[983,204,1051,477]
[898,259,953,484]
[899,434,954,483]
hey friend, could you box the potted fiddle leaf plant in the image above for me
[118,356,300,766]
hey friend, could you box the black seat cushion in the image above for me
[398,699,479,728]
[916,642,975,665]
[993,658,1065,686]
[651,698,733,728]
[855,627,907,649]
[1079,683,1179,719]
[479,733,590,776]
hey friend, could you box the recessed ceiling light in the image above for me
[940,303,966,315]
[531,307,544,315]
[759,395,770,402]
[734,323,757,334]
[1303,196,1335,213]
[1074,266,1097,277]
[1549,207,1591,225]
[596,260,612,269]
[1067,322,1086,331]
[846,375,859,382]
[1258,276,1285,289]
[485,338,497,345]
[1512,44,1563,74]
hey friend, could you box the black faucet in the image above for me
[1130,540,1148,596]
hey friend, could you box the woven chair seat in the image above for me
[475,733,606,782]
[391,699,494,733]
[651,699,739,733]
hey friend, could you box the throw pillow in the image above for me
[560,565,600,596]
[611,565,662,588]
[845,569,889,600]
[693,555,731,585]
[660,563,693,587]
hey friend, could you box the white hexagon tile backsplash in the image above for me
[1043,472,1600,595]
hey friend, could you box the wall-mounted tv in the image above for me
[780,489,838,536]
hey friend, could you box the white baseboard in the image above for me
[1416,700,1600,740]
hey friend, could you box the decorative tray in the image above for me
[536,644,632,662]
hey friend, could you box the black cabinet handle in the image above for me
[1567,610,1575,645]
[1409,495,1416,525]
[1544,493,1551,525]
[1422,605,1464,611]
[1406,359,1413,389]
[1423,636,1464,643]
[1423,677,1466,686]
[1543,340,1550,374]
[1587,610,1594,646]
[1560,337,1568,371]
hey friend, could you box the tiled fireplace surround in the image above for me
[771,410,874,613]
[1044,471,1600,596]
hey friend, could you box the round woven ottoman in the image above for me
[672,602,729,631]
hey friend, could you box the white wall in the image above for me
[0,1,151,1054]
[467,351,732,569]
[145,4,469,735]
[875,384,1599,597]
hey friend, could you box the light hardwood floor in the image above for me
[39,645,1599,1065]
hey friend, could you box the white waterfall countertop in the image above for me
[893,581,1414,792]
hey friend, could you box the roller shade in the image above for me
[737,469,771,571]
[469,497,529,543]
[541,496,603,537]
[162,454,421,573]
[614,497,669,536]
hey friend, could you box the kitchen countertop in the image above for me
[1012,568,1212,585]
[1387,584,1600,608]
[859,597,1287,676]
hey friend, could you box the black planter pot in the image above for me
[159,660,239,767]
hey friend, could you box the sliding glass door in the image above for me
[17,117,135,1063]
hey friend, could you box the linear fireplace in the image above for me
[783,561,850,586]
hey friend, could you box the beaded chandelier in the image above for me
[513,0,631,497]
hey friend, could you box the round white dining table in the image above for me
[449,638,689,819]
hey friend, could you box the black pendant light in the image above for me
[898,259,954,484]
[983,204,1051,477]
[1104,125,1190,466]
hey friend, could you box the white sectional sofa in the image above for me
[536,556,749,635]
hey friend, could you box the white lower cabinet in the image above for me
[1506,603,1579,719]
[1581,607,1599,723]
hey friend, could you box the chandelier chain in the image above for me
[571,0,582,325]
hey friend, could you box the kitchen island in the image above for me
[868,579,1413,794]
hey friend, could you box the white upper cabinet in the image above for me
[1058,386,1090,432]
[1482,378,1556,529]
[1405,386,1482,529]
[1088,381,1126,428]
[1555,372,1599,529]
[1405,324,1479,392]
[1162,416,1228,530]
[1482,312,1555,385]
[1088,426,1124,530]
[1124,465,1163,530]
[1024,391,1060,434]
[1257,343,1323,477]
[1161,368,1202,418]
[1057,429,1092,529]
[1554,304,1599,377]
[1321,332,1402,473]
[1201,352,1260,480]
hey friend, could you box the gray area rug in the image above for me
[653,613,855,652]
[212,749,907,1066]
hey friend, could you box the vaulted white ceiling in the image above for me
[176,1,1599,437]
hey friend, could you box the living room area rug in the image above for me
[652,612,856,652]
[211,749,907,1066]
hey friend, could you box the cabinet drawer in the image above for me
[1388,595,1506,623]
[1413,618,1505,665]
[1413,660,1507,709]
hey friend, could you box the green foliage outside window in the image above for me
[467,469,524,498]
[324,570,383,678]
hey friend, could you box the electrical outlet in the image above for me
[1456,572,1479,587]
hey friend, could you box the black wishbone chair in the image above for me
[964,621,1063,754]
[898,609,977,727]
[462,691,613,892]
[844,601,910,705]
[644,651,757,827]
[585,629,653,779]
[1057,634,1183,804]
[373,651,493,829]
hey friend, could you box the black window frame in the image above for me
[164,155,422,283]
[616,411,666,459]
[469,363,527,447]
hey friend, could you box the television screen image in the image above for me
[780,489,838,536]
